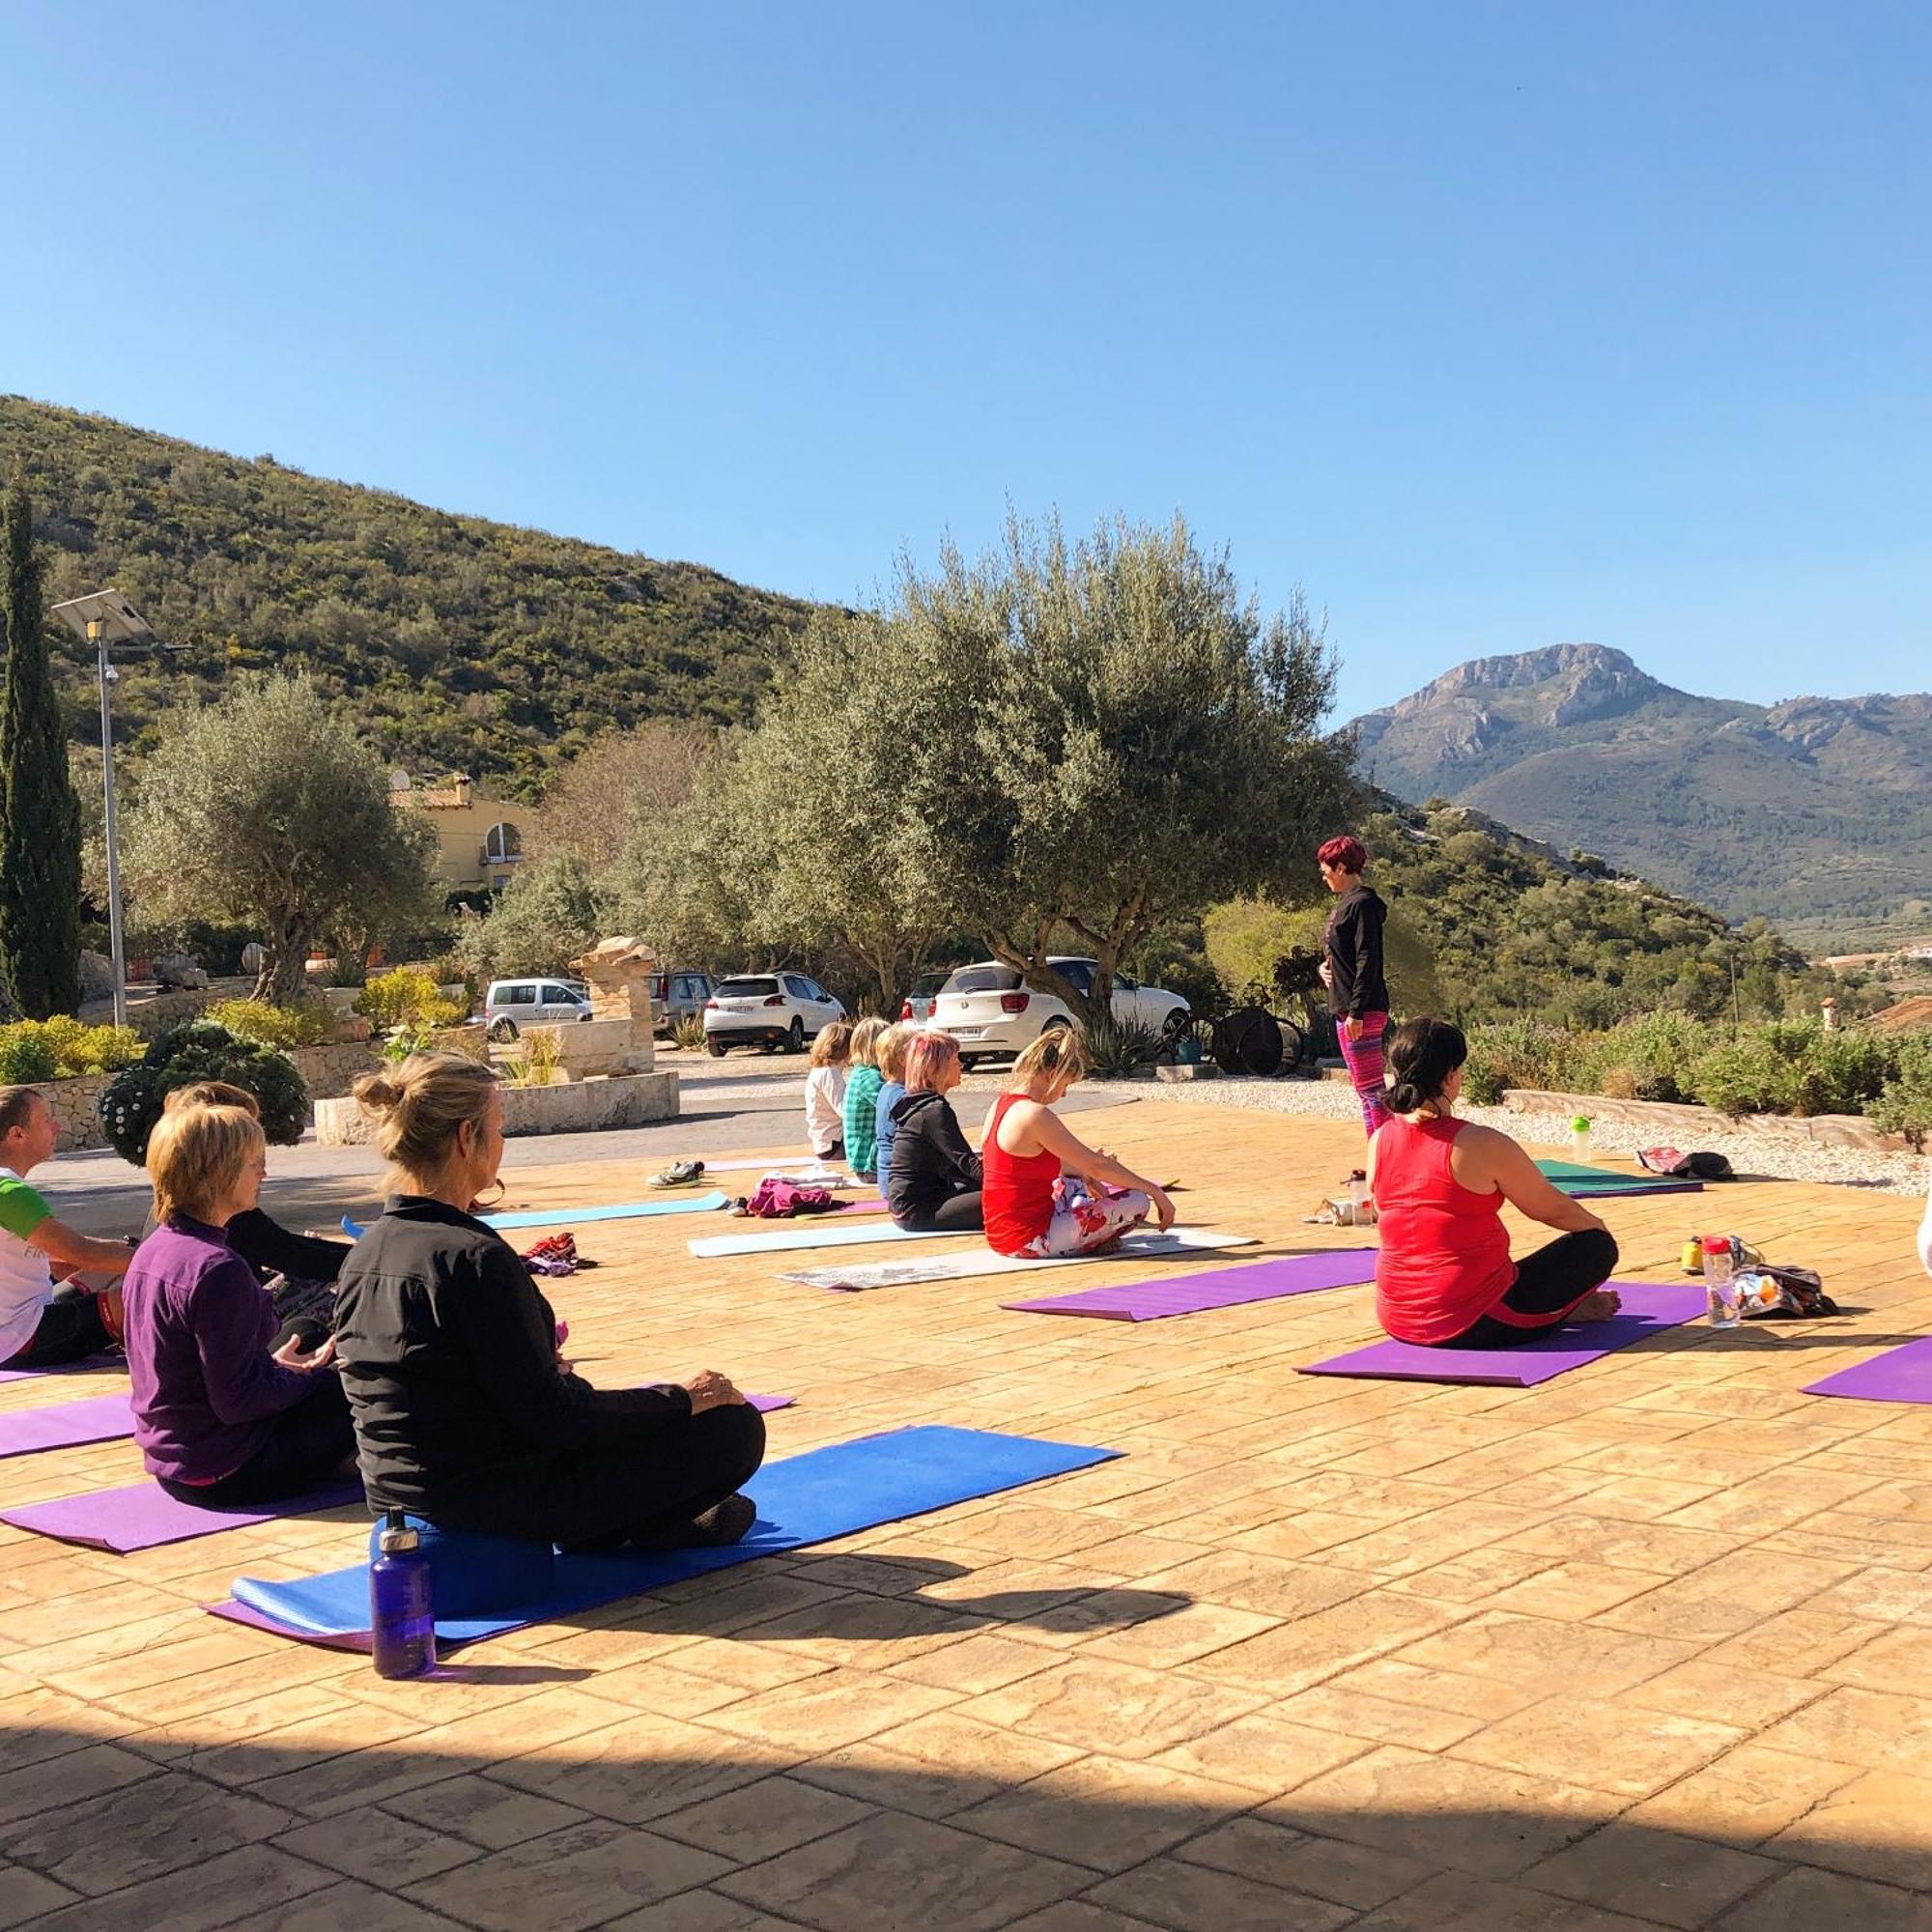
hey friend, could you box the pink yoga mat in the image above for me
[2,1478,363,1551]
[1296,1282,1709,1387]
[0,1393,134,1458]
[1005,1250,1378,1321]
[1804,1337,1932,1405]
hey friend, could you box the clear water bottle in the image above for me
[1569,1114,1593,1160]
[370,1510,437,1679]
[1702,1236,1742,1330]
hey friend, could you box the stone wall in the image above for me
[313,1069,679,1147]
[288,1040,382,1101]
[37,1073,116,1153]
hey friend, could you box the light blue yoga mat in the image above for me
[209,1424,1118,1650]
[341,1189,730,1237]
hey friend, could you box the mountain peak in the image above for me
[1409,643,1661,707]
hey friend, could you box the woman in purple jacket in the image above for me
[123,1101,355,1505]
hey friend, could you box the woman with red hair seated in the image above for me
[885,1032,983,1232]
[1317,833,1392,1139]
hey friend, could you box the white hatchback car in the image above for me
[703,972,847,1055]
[929,957,1189,1067]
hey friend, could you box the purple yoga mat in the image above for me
[0,1392,134,1458]
[1004,1249,1378,1321]
[1804,1337,1932,1405]
[1,1478,364,1552]
[1297,1282,1709,1388]
[0,1353,120,1385]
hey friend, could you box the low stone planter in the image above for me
[1501,1087,1909,1154]
[314,1069,679,1147]
[288,1040,382,1103]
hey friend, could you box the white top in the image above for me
[805,1065,847,1155]
[1919,1179,1932,1279]
[0,1165,56,1365]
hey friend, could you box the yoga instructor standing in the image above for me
[1318,834,1392,1139]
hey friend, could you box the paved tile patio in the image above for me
[2,1100,1928,1929]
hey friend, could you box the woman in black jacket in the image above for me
[330,1055,764,1550]
[1318,834,1393,1139]
[886,1032,983,1233]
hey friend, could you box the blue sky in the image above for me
[3,1,1926,720]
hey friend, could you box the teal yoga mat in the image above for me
[342,1189,730,1237]
[1534,1160,1702,1199]
[208,1424,1118,1650]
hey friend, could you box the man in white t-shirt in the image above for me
[0,1087,138,1369]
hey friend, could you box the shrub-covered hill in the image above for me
[2,395,832,794]
[1361,796,1847,1030]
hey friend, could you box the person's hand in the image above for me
[1317,957,1334,988]
[683,1369,748,1413]
[272,1333,336,1373]
[1341,1015,1363,1043]
[1148,1184,1176,1233]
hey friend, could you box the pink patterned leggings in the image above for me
[1337,1010,1391,1138]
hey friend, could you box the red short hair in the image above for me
[903,1030,961,1094]
[1318,835,1368,873]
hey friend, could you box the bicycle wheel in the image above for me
[1273,1019,1307,1074]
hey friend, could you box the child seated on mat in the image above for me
[0,1085,136,1369]
[123,1100,356,1506]
[332,1053,765,1551]
[804,1020,852,1162]
[840,1017,887,1182]
[887,1032,982,1232]
[872,1023,911,1184]
[983,1031,1174,1257]
[1370,1017,1619,1349]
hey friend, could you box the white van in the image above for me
[484,978,593,1041]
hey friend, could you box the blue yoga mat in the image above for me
[341,1189,730,1237]
[210,1424,1118,1649]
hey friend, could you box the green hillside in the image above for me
[1,396,829,795]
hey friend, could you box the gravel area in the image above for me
[1139,1072,1932,1198]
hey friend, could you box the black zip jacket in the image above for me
[330,1195,689,1529]
[886,1091,983,1225]
[1323,883,1391,1019]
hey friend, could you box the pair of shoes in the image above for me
[728,1196,751,1217]
[647,1159,706,1189]
[525,1232,596,1276]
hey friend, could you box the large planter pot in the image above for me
[314,1070,679,1147]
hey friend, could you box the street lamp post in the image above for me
[50,590,153,1031]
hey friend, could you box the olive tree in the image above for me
[885,513,1357,1027]
[126,673,439,1002]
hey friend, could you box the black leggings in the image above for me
[510,1401,769,1553]
[158,1375,357,1506]
[1441,1229,1620,1350]
[3,1286,113,1369]
[895,1190,984,1235]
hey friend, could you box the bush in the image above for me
[1572,1011,1705,1104]
[1690,1020,1898,1119]
[1867,1032,1932,1149]
[671,1015,707,1050]
[0,1027,58,1085]
[205,997,334,1051]
[1461,1020,1584,1105]
[98,1022,309,1165]
[355,968,468,1035]
[0,1018,143,1084]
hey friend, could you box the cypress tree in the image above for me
[0,473,84,1018]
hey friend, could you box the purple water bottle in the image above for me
[370,1510,437,1679]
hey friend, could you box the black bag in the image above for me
[1638,1147,1735,1181]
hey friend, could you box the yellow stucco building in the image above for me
[389,773,526,895]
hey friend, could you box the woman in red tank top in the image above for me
[1369,1019,1621,1348]
[983,1031,1176,1258]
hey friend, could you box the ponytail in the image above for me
[1383,1017,1466,1115]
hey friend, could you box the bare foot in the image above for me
[1573,1289,1622,1322]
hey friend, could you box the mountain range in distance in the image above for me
[1348,643,1932,948]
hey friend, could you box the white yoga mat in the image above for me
[781,1229,1258,1292]
[692,1218,1248,1260]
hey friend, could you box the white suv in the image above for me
[929,957,1189,1067]
[704,972,846,1055]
